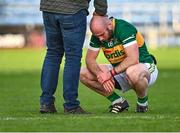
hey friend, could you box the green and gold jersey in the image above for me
[89,18,154,67]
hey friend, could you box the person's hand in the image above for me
[102,78,115,93]
[97,71,112,85]
[93,11,99,16]
[93,11,108,17]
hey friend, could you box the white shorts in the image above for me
[108,63,158,93]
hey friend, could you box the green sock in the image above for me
[137,95,148,106]
[107,92,121,103]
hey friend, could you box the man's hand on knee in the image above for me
[97,71,112,84]
[102,78,115,93]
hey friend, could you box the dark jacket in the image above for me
[40,0,107,15]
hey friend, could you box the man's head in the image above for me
[90,16,114,42]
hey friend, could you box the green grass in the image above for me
[0,47,180,131]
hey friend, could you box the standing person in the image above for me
[39,0,107,114]
[80,16,158,113]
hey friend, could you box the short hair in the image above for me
[90,16,109,33]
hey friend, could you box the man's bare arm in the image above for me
[114,43,139,74]
[86,49,115,91]
[86,49,103,76]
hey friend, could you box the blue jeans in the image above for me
[40,10,87,109]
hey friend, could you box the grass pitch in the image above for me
[0,47,180,131]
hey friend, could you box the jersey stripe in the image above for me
[149,63,156,74]
[88,45,100,51]
[123,40,137,48]
[122,34,135,43]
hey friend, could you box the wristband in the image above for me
[110,68,117,77]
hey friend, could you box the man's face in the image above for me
[94,27,113,42]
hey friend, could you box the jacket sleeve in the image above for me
[94,0,107,16]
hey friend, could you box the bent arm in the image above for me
[114,43,139,74]
[86,49,103,76]
[86,49,115,91]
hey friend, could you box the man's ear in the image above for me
[107,21,113,30]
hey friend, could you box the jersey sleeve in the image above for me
[88,35,101,51]
[119,24,137,48]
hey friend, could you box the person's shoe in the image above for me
[64,106,89,114]
[136,104,148,113]
[40,104,57,113]
[109,99,129,113]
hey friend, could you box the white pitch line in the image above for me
[0,115,179,121]
[0,117,47,121]
[65,115,177,120]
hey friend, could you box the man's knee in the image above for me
[126,64,149,85]
[126,66,138,84]
[80,67,88,83]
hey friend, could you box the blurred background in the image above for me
[0,1,180,131]
[0,0,180,48]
